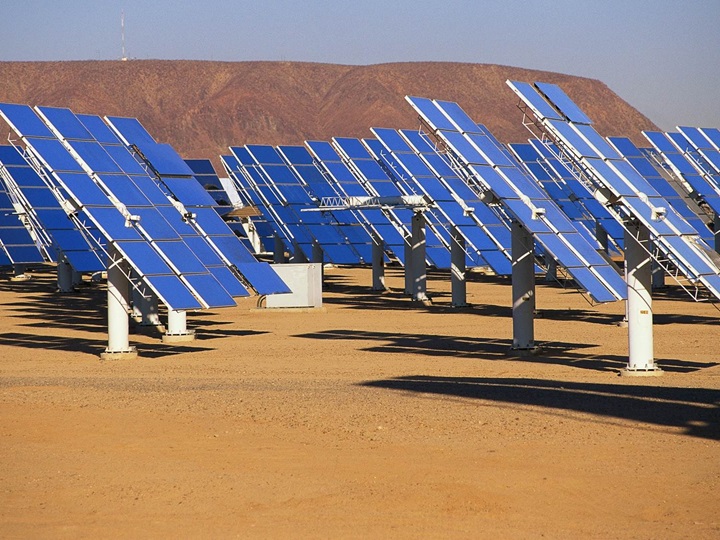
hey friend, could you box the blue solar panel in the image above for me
[0,103,55,138]
[509,83,720,299]
[407,95,626,302]
[36,107,93,140]
[505,81,563,121]
[143,274,204,310]
[534,82,593,125]
[25,138,85,172]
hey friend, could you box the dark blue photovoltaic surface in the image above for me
[408,95,626,303]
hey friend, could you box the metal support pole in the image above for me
[163,309,195,343]
[544,258,557,282]
[510,220,538,354]
[623,221,661,375]
[596,223,609,254]
[714,213,720,254]
[11,263,29,281]
[291,240,309,263]
[101,246,137,359]
[71,268,82,287]
[411,211,428,302]
[57,258,74,293]
[273,234,286,264]
[404,234,412,294]
[450,226,467,307]
[371,233,386,291]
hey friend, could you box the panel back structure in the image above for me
[370,128,511,275]
[277,144,375,263]
[242,144,365,265]
[507,81,720,301]
[332,137,448,268]
[306,140,407,265]
[104,118,289,296]
[406,95,626,304]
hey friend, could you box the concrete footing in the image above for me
[100,346,138,361]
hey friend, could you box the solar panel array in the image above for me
[0,103,289,313]
[507,81,720,300]
[406,95,627,303]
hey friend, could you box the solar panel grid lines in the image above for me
[0,161,46,265]
[510,82,720,300]
[643,131,720,215]
[105,120,289,296]
[406,95,626,303]
[363,137,455,269]
[0,144,107,271]
[607,136,714,244]
[277,144,375,264]
[370,128,509,273]
[242,143,364,265]
[306,139,407,265]
[508,142,603,249]
[398,128,515,270]
[227,146,301,257]
[0,103,241,310]
[332,136,448,268]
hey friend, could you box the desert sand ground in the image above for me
[0,264,718,539]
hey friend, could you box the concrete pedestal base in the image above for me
[620,367,664,377]
[100,346,138,361]
[162,330,196,343]
[508,345,543,358]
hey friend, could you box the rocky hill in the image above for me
[0,60,656,169]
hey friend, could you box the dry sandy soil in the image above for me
[1,264,718,538]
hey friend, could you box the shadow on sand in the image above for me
[358,375,720,440]
[295,328,716,374]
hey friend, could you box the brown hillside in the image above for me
[0,60,656,169]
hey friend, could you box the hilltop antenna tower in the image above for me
[121,10,128,61]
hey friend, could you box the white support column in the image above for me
[273,234,286,264]
[450,226,467,307]
[623,221,661,376]
[371,233,386,291]
[133,285,162,329]
[163,309,195,343]
[57,258,74,293]
[510,220,539,355]
[410,211,428,302]
[101,246,137,360]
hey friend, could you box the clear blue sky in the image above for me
[1,0,718,131]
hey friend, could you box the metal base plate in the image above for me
[621,367,664,377]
